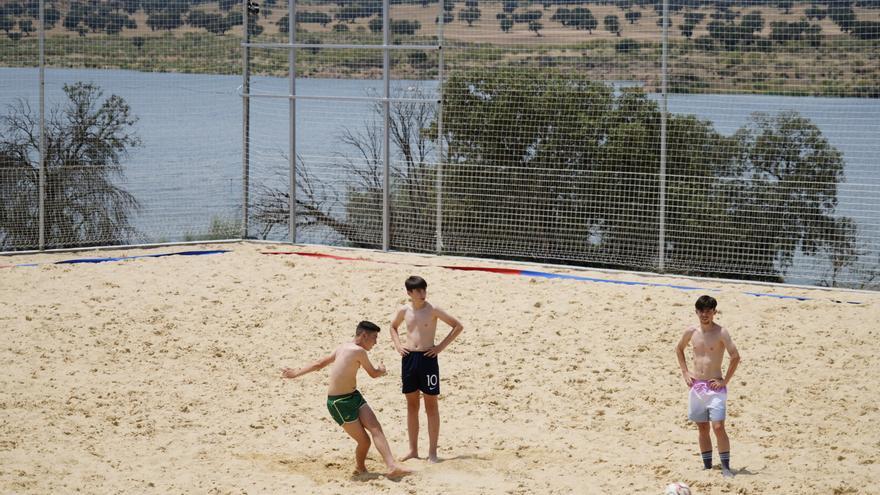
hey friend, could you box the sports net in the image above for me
[1,0,879,289]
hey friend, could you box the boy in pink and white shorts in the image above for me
[675,295,741,478]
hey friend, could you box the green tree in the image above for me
[717,111,849,278]
[679,20,696,38]
[1,2,24,17]
[828,4,856,33]
[247,14,263,36]
[105,13,131,35]
[0,15,14,34]
[391,19,421,35]
[851,20,880,40]
[624,10,641,24]
[459,6,480,26]
[44,5,61,28]
[776,0,793,14]
[805,5,826,21]
[226,10,243,26]
[438,69,854,280]
[0,83,141,250]
[551,8,570,25]
[513,9,542,23]
[603,14,620,36]
[570,8,597,33]
[122,0,139,14]
[740,10,763,34]
[297,11,332,27]
[85,7,109,32]
[146,11,182,31]
[528,19,542,35]
[500,15,513,32]
[19,18,33,36]
[368,16,382,33]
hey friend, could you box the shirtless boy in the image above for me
[390,276,463,463]
[675,295,741,478]
[281,320,410,478]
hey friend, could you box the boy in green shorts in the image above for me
[282,320,411,478]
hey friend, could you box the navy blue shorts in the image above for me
[401,351,440,395]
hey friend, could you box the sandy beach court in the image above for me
[1,242,878,494]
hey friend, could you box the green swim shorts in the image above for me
[327,390,367,425]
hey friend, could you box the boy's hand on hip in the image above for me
[682,371,694,387]
[425,345,442,357]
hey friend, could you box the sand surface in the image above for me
[1,242,878,494]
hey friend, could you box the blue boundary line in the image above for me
[520,270,716,291]
[5,250,230,268]
[517,269,863,304]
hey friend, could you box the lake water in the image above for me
[2,67,878,283]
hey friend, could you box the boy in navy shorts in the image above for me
[390,276,463,463]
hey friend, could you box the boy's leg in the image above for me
[401,391,421,461]
[697,422,712,469]
[358,404,411,478]
[712,420,734,477]
[424,394,440,463]
[340,419,371,474]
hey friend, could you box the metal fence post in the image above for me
[241,0,251,239]
[38,0,46,250]
[382,0,391,251]
[659,0,669,272]
[289,0,297,243]
[435,0,444,254]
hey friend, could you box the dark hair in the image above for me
[405,275,427,291]
[355,320,381,335]
[695,295,718,311]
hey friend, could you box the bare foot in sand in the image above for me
[427,454,440,464]
[385,465,412,479]
[400,451,420,462]
[353,465,368,476]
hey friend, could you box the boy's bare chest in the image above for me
[405,309,435,331]
[693,333,723,354]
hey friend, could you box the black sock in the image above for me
[701,450,713,469]
[719,451,731,471]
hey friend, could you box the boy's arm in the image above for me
[718,330,741,388]
[281,350,336,379]
[389,307,409,357]
[357,348,387,379]
[675,329,694,386]
[425,307,463,358]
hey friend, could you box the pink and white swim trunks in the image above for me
[688,379,727,422]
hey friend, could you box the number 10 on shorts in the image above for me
[426,374,438,388]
